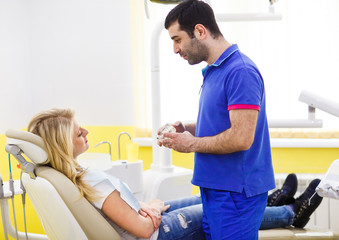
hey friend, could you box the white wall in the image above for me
[0,1,33,132]
[0,0,135,133]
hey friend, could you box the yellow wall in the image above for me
[272,148,339,173]
[1,126,339,238]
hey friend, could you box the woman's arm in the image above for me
[101,190,155,239]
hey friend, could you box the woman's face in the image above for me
[72,118,89,158]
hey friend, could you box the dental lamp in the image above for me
[268,90,339,128]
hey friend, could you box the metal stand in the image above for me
[0,179,48,240]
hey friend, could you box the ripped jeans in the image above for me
[157,195,205,240]
[156,195,295,240]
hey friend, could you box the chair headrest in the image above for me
[6,129,49,165]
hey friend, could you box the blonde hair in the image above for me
[28,108,99,202]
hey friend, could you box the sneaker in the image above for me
[267,173,298,206]
[292,179,323,228]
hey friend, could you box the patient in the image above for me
[27,108,323,240]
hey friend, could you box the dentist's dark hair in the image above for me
[164,0,223,39]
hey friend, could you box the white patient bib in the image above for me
[83,169,141,211]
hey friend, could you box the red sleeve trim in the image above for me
[228,104,260,111]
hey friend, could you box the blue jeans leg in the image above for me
[157,196,205,240]
[164,195,202,211]
[259,205,295,230]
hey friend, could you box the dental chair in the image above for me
[5,129,121,240]
[317,159,339,200]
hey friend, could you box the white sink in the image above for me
[77,153,143,197]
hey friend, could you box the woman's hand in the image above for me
[139,199,170,230]
[139,203,161,230]
[149,199,170,212]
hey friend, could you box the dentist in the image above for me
[160,0,275,239]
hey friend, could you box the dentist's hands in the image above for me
[162,131,196,153]
[172,121,186,133]
[157,121,196,153]
[139,199,170,230]
[157,121,184,143]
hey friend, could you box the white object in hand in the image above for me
[157,123,176,141]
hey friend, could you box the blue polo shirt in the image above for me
[192,44,275,197]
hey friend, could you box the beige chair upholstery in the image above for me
[35,165,121,240]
